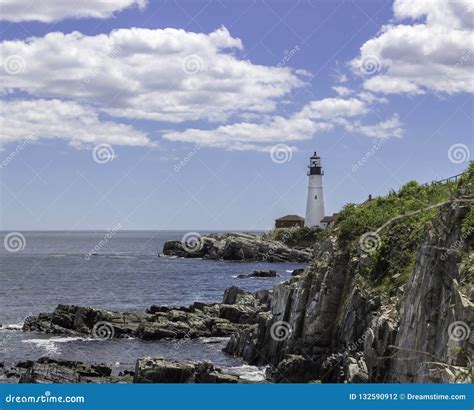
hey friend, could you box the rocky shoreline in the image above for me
[5,167,473,384]
[162,232,311,262]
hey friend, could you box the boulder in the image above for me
[237,270,278,279]
[134,357,239,383]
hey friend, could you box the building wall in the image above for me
[275,220,304,229]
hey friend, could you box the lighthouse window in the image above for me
[314,195,317,199]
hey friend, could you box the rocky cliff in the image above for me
[225,167,473,383]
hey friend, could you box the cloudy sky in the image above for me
[0,0,472,230]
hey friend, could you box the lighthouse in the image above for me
[305,152,325,227]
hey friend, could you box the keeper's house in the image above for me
[275,215,305,229]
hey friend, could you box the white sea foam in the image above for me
[222,365,267,382]
[1,322,24,330]
[23,337,95,353]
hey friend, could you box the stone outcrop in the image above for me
[134,357,240,383]
[237,270,278,279]
[225,182,473,383]
[4,357,124,384]
[162,232,311,262]
[23,287,271,340]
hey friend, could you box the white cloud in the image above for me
[332,86,352,97]
[0,99,152,148]
[0,27,305,123]
[0,0,147,23]
[163,116,333,151]
[164,97,401,150]
[343,114,403,139]
[297,98,368,120]
[351,0,474,95]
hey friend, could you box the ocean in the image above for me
[0,231,305,377]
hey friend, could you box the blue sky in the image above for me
[0,0,472,230]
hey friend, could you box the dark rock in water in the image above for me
[12,357,121,383]
[237,270,278,279]
[23,287,271,341]
[134,357,239,383]
[162,232,311,262]
[291,268,305,276]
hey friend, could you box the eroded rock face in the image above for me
[134,357,239,383]
[225,192,473,383]
[7,357,121,384]
[390,197,473,382]
[22,287,272,341]
[162,233,311,262]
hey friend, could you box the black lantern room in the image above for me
[308,152,324,175]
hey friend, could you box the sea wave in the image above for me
[0,322,24,331]
[22,336,95,353]
[222,365,267,382]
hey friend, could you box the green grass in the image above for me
[266,226,328,248]
[336,162,473,294]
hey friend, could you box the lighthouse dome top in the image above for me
[310,151,320,159]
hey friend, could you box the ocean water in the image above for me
[0,231,305,375]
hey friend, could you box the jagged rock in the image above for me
[12,357,120,383]
[23,287,271,341]
[237,270,278,279]
[162,233,311,262]
[267,355,323,383]
[133,357,239,383]
[291,268,305,276]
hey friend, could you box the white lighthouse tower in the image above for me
[305,152,325,227]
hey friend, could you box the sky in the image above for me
[0,0,472,231]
